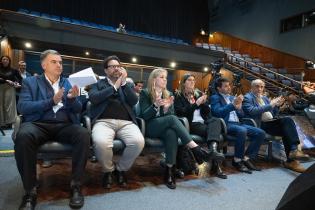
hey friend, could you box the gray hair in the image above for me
[251,79,265,87]
[40,49,60,63]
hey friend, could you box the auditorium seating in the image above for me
[17,8,188,45]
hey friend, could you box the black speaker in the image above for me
[276,163,315,210]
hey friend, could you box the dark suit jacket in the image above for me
[210,93,244,124]
[17,74,82,123]
[88,78,138,124]
[139,89,174,121]
[242,92,279,127]
[174,90,212,125]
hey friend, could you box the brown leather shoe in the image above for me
[289,150,310,161]
[283,160,306,173]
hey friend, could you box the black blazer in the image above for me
[88,78,138,124]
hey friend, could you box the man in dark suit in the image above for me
[15,50,90,210]
[88,55,144,189]
[242,79,308,173]
[211,77,265,173]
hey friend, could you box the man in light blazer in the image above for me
[242,79,308,173]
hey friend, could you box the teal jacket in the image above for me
[139,89,174,121]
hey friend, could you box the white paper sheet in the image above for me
[68,67,97,87]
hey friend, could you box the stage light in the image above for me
[25,42,32,48]
[170,62,176,68]
[209,33,214,38]
[131,57,137,63]
[85,51,90,56]
[305,60,315,69]
[203,67,209,72]
[200,29,206,35]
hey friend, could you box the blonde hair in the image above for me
[147,68,170,102]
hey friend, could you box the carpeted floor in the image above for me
[1,127,315,210]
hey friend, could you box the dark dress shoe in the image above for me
[212,160,227,179]
[175,169,185,179]
[102,172,113,189]
[164,165,176,189]
[19,193,37,210]
[191,146,210,164]
[232,160,252,174]
[208,141,225,162]
[69,185,84,209]
[243,159,261,171]
[116,170,127,187]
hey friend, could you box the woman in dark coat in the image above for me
[174,74,226,179]
[0,55,22,128]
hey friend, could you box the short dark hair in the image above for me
[135,81,144,85]
[215,77,230,90]
[103,55,120,69]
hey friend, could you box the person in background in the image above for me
[174,74,226,179]
[116,23,127,34]
[16,61,31,105]
[0,55,22,129]
[134,81,144,97]
[211,77,265,174]
[139,68,213,189]
[18,61,31,79]
[242,79,308,173]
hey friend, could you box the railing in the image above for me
[225,53,304,94]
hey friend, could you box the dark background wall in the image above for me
[0,0,209,43]
[209,0,315,60]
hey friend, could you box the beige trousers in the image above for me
[92,119,144,172]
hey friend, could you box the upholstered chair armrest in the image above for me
[219,118,227,134]
[177,117,190,131]
[240,118,257,127]
[136,117,146,136]
[82,115,92,134]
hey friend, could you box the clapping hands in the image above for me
[270,96,285,107]
[233,94,244,110]
[114,67,127,89]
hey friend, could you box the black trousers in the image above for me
[14,122,90,192]
[190,117,223,145]
[261,117,300,158]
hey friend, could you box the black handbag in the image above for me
[176,146,198,175]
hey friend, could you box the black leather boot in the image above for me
[212,160,227,179]
[102,172,113,189]
[116,170,127,187]
[164,165,176,189]
[207,141,225,162]
[19,192,37,210]
[191,146,210,164]
[69,184,84,209]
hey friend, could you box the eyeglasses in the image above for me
[107,65,121,69]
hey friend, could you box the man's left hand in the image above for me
[67,85,79,99]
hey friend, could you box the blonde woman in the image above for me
[139,68,211,189]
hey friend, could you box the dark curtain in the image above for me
[0,0,209,43]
